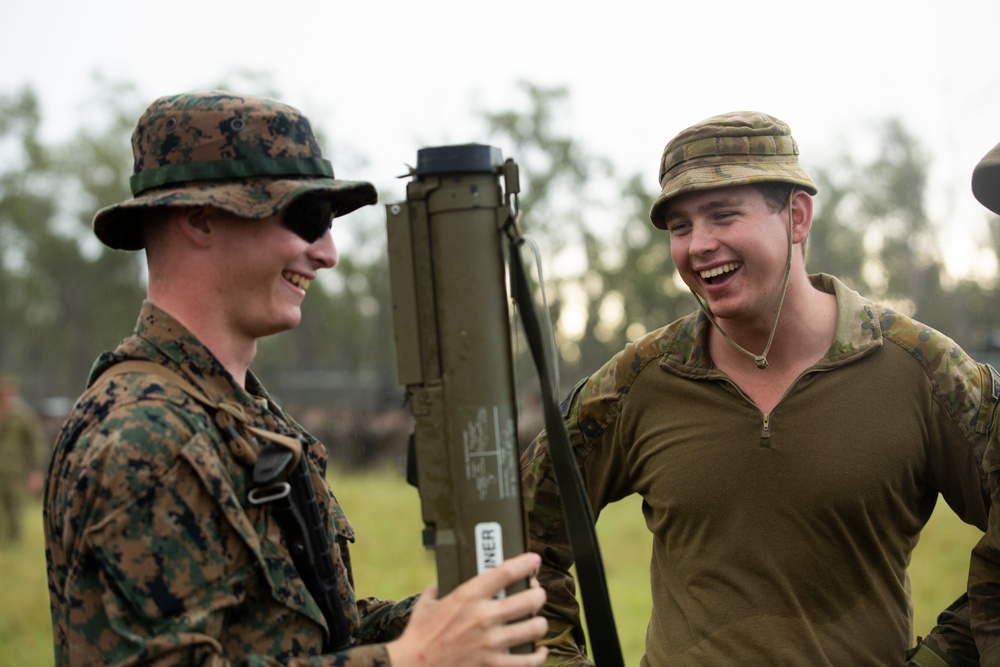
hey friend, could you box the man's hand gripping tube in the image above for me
[386,145,530,616]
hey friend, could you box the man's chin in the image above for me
[255,311,303,338]
[700,298,744,322]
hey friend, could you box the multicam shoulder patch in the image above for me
[881,308,1000,439]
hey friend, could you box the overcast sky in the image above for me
[3,0,999,277]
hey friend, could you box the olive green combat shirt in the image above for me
[45,301,414,666]
[523,274,998,666]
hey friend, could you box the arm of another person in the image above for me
[909,595,979,667]
[916,361,1000,666]
[970,414,1000,666]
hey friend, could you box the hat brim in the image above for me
[649,161,818,230]
[972,143,1000,216]
[93,177,378,250]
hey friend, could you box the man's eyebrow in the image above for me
[663,195,748,223]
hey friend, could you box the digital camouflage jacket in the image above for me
[523,274,998,666]
[44,301,415,666]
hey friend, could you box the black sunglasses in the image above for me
[283,196,336,243]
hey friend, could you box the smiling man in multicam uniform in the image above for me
[43,90,549,667]
[521,111,998,666]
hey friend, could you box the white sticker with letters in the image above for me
[475,521,505,599]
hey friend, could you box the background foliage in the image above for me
[2,80,999,422]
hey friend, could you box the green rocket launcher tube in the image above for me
[385,144,528,601]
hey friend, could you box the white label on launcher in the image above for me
[475,522,505,599]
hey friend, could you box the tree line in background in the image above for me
[2,79,999,450]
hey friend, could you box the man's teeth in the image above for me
[283,271,311,291]
[700,262,740,280]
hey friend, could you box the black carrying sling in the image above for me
[506,231,625,667]
[90,360,355,651]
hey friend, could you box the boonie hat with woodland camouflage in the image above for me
[649,111,818,229]
[972,140,1000,215]
[93,91,377,250]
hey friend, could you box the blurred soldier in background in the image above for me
[44,91,547,667]
[0,375,46,543]
[967,138,1000,664]
[523,111,994,666]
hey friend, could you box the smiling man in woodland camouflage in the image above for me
[43,90,549,667]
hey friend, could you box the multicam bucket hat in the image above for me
[649,111,818,229]
[93,91,377,250]
[972,140,1000,215]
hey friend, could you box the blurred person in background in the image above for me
[0,374,46,544]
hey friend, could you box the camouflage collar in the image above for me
[88,300,269,410]
[813,273,885,366]
[661,273,882,373]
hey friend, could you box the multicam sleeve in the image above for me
[521,353,635,667]
[522,425,593,666]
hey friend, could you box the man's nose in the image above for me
[689,222,718,256]
[309,230,338,269]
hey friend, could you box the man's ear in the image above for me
[176,207,214,248]
[790,190,814,245]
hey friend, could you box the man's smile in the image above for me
[282,270,312,292]
[699,262,741,284]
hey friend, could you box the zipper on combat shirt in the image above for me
[718,376,775,447]
[761,412,772,445]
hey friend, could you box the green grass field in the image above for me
[2,467,984,666]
